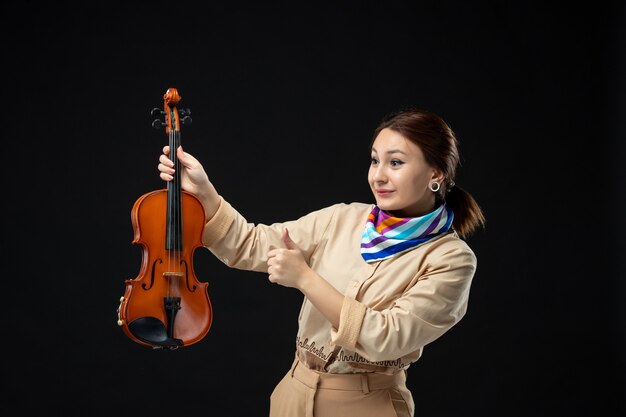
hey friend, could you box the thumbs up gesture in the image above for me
[267,228,311,289]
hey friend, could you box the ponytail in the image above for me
[444,185,485,239]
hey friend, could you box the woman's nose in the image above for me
[371,166,387,182]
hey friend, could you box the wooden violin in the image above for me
[117,88,212,349]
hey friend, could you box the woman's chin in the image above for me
[376,203,397,214]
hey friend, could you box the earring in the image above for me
[429,181,440,192]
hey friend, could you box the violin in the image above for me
[116,88,212,350]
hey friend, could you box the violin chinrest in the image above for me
[128,317,183,349]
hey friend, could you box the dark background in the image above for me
[2,1,624,416]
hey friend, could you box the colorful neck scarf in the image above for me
[360,203,454,262]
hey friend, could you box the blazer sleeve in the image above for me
[331,240,477,362]
[202,196,336,273]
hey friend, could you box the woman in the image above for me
[158,108,485,417]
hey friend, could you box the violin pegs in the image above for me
[150,107,165,117]
[179,108,191,116]
[181,116,192,126]
[152,119,166,129]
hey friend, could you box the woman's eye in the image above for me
[370,157,379,165]
[390,159,404,166]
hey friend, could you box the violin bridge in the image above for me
[162,272,184,279]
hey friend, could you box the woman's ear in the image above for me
[431,169,445,182]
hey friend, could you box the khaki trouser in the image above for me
[270,357,414,417]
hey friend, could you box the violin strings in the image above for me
[172,128,183,299]
[167,128,174,299]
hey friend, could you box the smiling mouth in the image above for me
[376,190,393,196]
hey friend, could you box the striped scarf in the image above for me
[360,204,454,262]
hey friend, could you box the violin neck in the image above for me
[166,129,183,251]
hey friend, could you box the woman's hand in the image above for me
[159,145,209,193]
[158,145,221,219]
[267,228,314,289]
[267,228,343,329]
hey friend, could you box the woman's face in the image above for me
[368,128,442,217]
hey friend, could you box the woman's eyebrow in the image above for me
[371,147,408,156]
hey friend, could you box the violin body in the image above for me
[118,190,212,348]
[117,88,212,349]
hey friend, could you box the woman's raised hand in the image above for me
[158,145,221,220]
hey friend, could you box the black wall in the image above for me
[3,2,624,416]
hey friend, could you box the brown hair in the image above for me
[371,108,485,239]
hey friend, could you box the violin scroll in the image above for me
[163,88,182,134]
[150,88,192,131]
